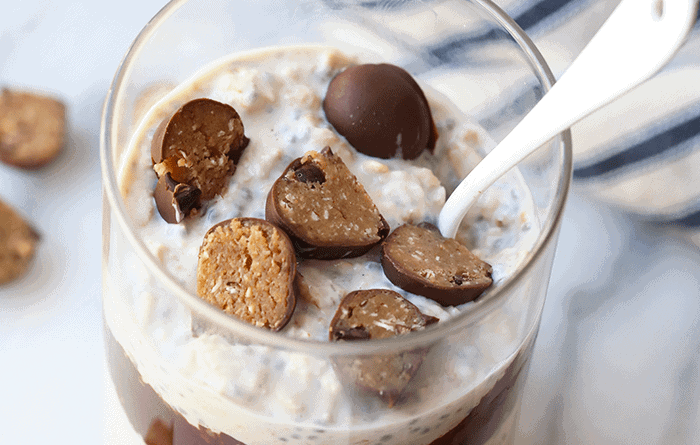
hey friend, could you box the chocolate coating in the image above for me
[266,147,389,260]
[381,223,493,306]
[329,289,438,406]
[323,63,437,160]
[153,173,202,224]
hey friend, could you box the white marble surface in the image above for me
[1,1,699,444]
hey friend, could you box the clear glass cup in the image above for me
[100,1,572,444]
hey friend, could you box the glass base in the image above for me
[105,320,531,445]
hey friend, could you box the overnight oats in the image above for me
[101,2,571,445]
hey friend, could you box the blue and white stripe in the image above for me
[465,0,700,229]
[511,0,700,228]
[333,0,700,230]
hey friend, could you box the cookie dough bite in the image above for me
[381,223,493,306]
[329,289,438,406]
[151,98,249,222]
[196,218,297,331]
[0,199,40,284]
[265,146,390,259]
[0,88,66,169]
[323,63,437,160]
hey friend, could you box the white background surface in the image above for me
[1,1,700,444]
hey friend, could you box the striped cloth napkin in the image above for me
[342,0,700,242]
[490,0,700,237]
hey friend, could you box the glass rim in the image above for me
[100,0,573,356]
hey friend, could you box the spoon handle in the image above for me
[438,0,698,239]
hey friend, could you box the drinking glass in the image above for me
[101,1,572,444]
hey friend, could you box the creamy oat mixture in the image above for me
[105,46,539,445]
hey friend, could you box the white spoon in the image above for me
[438,0,698,239]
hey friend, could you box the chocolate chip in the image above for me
[293,162,326,185]
[0,199,40,284]
[151,98,249,205]
[154,173,202,224]
[381,223,493,306]
[266,147,389,259]
[0,88,66,169]
[196,218,297,331]
[329,289,438,406]
[331,326,371,341]
[323,64,437,160]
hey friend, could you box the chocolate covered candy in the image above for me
[0,199,40,284]
[196,218,297,331]
[151,98,249,222]
[265,146,389,259]
[0,88,66,169]
[323,63,437,160]
[330,289,438,406]
[381,223,493,306]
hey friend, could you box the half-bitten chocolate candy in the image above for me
[323,63,437,160]
[0,88,66,169]
[265,146,390,259]
[381,223,493,306]
[151,98,249,208]
[0,199,40,284]
[329,289,438,407]
[196,218,297,331]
